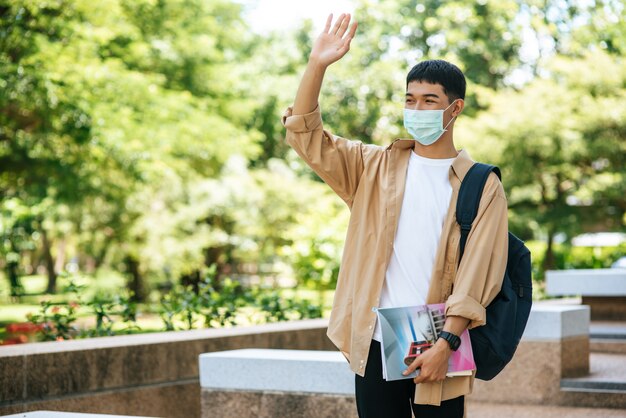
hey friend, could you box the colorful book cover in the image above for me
[375,303,476,381]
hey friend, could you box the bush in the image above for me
[3,271,324,344]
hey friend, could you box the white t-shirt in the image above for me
[373,151,454,341]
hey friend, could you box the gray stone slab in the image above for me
[561,379,626,392]
[522,305,590,341]
[546,269,626,296]
[199,349,354,395]
[590,324,626,340]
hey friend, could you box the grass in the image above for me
[0,304,40,324]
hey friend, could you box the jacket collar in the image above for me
[387,139,475,182]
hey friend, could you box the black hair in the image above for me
[406,60,466,103]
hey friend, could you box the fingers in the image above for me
[348,20,358,39]
[403,357,423,376]
[331,13,346,34]
[323,13,332,33]
[341,21,358,49]
[336,13,351,37]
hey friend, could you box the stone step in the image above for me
[591,339,626,354]
[560,353,626,408]
[590,322,626,339]
[590,322,626,354]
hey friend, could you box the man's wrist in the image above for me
[434,337,453,354]
[438,331,462,351]
[307,56,329,71]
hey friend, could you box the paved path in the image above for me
[467,402,626,417]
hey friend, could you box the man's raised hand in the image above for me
[309,13,358,68]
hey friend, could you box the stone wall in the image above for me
[471,305,590,405]
[0,319,334,418]
[1,305,593,418]
[198,306,591,418]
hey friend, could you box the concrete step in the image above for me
[590,322,626,354]
[561,353,626,408]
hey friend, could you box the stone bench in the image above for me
[546,269,626,320]
[199,305,590,417]
[199,349,356,418]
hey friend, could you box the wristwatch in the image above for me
[438,331,461,351]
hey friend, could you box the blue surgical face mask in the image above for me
[403,100,459,146]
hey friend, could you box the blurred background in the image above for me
[0,0,625,341]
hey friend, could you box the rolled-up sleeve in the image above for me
[445,174,509,329]
[281,105,366,207]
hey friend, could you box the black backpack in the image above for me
[456,163,533,381]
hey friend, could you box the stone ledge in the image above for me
[521,305,590,340]
[199,349,354,395]
[546,269,626,296]
[0,319,330,357]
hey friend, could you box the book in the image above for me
[375,303,476,381]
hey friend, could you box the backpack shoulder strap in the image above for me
[456,163,502,260]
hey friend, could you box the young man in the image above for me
[282,14,508,418]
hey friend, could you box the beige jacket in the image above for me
[282,105,508,405]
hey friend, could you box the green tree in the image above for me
[460,50,626,271]
[0,0,260,296]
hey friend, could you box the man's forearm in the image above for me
[292,58,327,115]
[432,315,471,352]
[443,315,470,336]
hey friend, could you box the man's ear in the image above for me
[452,99,464,118]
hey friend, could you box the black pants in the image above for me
[355,340,465,418]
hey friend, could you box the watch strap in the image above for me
[438,331,461,351]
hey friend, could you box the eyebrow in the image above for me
[405,92,440,99]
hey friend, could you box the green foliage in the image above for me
[84,292,139,337]
[1,0,262,296]
[255,290,324,322]
[158,268,325,331]
[0,198,41,296]
[1,0,625,320]
[12,271,324,342]
[159,270,251,331]
[529,241,626,277]
[461,50,626,249]
[27,300,80,341]
[24,277,139,339]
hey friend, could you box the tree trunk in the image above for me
[180,270,202,294]
[6,261,22,297]
[54,237,67,274]
[125,255,147,303]
[85,256,97,274]
[6,239,24,296]
[42,228,58,294]
[542,230,556,275]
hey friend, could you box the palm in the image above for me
[311,14,358,67]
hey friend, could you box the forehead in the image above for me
[406,81,446,97]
